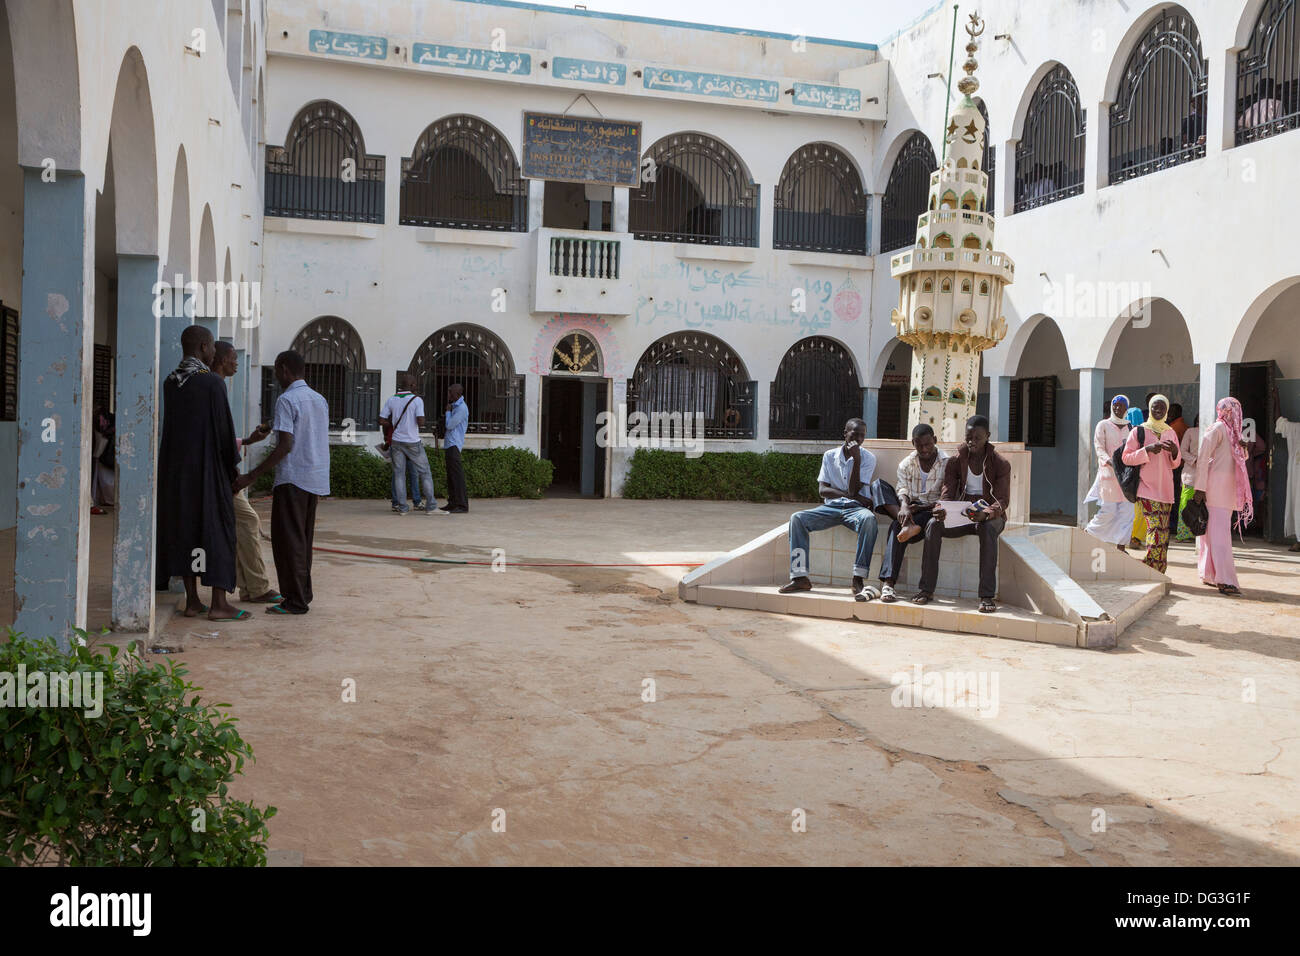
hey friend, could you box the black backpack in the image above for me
[1111,425,1145,503]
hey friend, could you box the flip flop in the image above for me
[182,603,210,617]
[208,608,251,622]
[265,604,300,615]
[247,592,283,604]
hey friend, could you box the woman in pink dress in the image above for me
[1084,395,1134,549]
[1121,394,1182,573]
[1192,397,1253,596]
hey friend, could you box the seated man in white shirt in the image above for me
[879,423,949,603]
[779,418,894,602]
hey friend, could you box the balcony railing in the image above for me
[550,234,621,279]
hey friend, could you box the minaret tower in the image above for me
[889,12,1014,440]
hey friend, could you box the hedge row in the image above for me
[621,448,822,503]
[253,444,553,499]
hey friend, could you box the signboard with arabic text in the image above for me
[521,112,642,188]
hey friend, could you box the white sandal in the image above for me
[880,584,898,603]
[854,584,881,602]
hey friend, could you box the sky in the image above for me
[514,0,945,46]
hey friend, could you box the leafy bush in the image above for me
[621,448,823,502]
[254,444,554,500]
[0,630,275,866]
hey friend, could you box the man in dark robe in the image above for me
[156,324,246,621]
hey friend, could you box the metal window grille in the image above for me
[629,133,759,247]
[1014,64,1087,212]
[977,100,996,213]
[627,332,755,439]
[0,303,17,421]
[93,344,112,415]
[400,115,528,231]
[1009,376,1057,446]
[1108,8,1208,185]
[265,101,385,223]
[773,143,867,254]
[1236,0,1300,145]
[408,324,524,434]
[880,132,937,254]
[769,337,863,439]
[284,316,381,429]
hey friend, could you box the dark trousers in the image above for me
[879,506,933,583]
[271,483,318,614]
[445,445,468,510]
[918,512,1006,600]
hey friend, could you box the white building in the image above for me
[2,0,1298,642]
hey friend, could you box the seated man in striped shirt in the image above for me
[879,423,948,603]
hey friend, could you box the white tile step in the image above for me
[690,584,1081,646]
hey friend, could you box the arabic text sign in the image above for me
[792,82,862,112]
[522,112,642,188]
[551,56,627,87]
[412,43,531,76]
[642,67,779,103]
[308,30,388,60]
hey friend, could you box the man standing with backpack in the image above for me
[379,373,439,516]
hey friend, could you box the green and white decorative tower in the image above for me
[889,11,1014,441]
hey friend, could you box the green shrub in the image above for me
[622,449,823,502]
[324,444,553,500]
[0,630,275,866]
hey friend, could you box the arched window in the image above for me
[769,337,863,439]
[880,132,937,254]
[941,278,952,292]
[408,324,524,434]
[1015,64,1086,211]
[979,280,990,294]
[1236,0,1299,144]
[1109,8,1207,184]
[977,100,996,212]
[962,234,980,249]
[265,101,385,222]
[629,133,759,246]
[960,278,972,293]
[933,233,953,248]
[922,278,934,292]
[400,115,528,231]
[628,333,755,438]
[773,143,867,254]
[263,316,380,429]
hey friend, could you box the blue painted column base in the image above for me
[13,170,90,650]
[112,255,161,633]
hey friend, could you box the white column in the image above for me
[612,187,629,232]
[527,179,545,232]
[1077,368,1105,527]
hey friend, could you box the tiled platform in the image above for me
[679,517,1169,649]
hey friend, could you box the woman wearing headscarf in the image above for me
[1174,413,1200,541]
[1121,394,1182,573]
[1084,395,1134,549]
[1126,392,1157,547]
[1192,398,1252,596]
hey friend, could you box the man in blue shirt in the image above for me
[234,350,330,615]
[440,383,470,513]
[778,418,893,601]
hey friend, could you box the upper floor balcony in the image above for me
[531,228,638,316]
[889,247,1015,283]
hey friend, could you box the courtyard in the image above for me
[16,497,1289,866]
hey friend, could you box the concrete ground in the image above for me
[4,499,1300,865]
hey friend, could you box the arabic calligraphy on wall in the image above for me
[791,82,862,112]
[551,56,627,87]
[641,67,779,103]
[308,30,388,61]
[522,112,642,188]
[411,43,531,76]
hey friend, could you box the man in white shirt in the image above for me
[779,418,886,601]
[379,373,438,516]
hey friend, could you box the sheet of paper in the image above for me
[938,505,975,529]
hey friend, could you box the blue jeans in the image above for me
[391,442,434,508]
[390,455,423,508]
[788,500,879,580]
